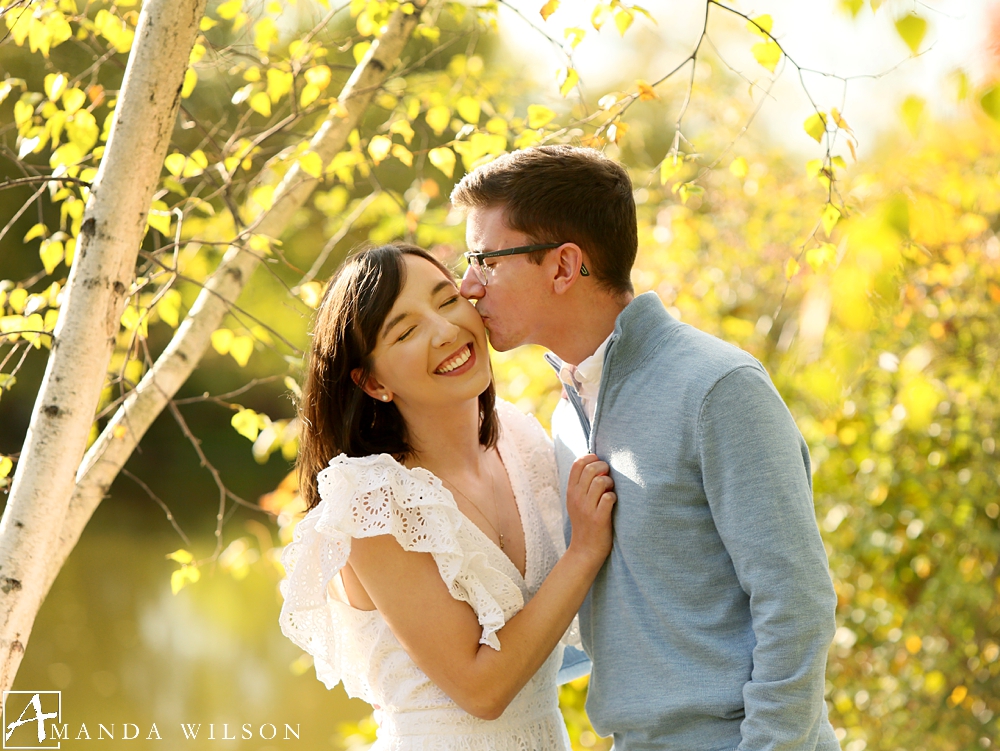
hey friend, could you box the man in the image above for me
[451,145,840,751]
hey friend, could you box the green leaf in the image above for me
[804,112,827,143]
[659,155,681,185]
[980,86,1000,122]
[751,41,781,73]
[895,14,927,54]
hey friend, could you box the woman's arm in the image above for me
[348,453,615,720]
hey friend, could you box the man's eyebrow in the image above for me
[381,281,456,339]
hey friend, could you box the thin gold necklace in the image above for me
[436,457,505,550]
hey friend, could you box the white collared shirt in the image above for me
[557,333,612,424]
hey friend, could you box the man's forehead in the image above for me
[466,205,525,249]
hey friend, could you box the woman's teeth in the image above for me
[436,344,471,374]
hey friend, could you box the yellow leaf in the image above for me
[613,7,633,35]
[216,0,241,20]
[199,17,218,31]
[181,68,197,99]
[304,65,332,89]
[0,457,12,479]
[229,335,254,367]
[607,120,628,144]
[391,143,413,167]
[895,14,927,54]
[803,112,827,143]
[157,289,182,328]
[300,83,321,108]
[164,153,186,177]
[368,135,392,165]
[527,104,556,129]
[167,548,193,564]
[637,80,657,101]
[485,117,507,135]
[752,40,781,73]
[425,105,451,135]
[232,408,260,440]
[211,328,234,355]
[147,200,171,235]
[564,27,585,49]
[785,257,801,279]
[456,96,481,124]
[352,41,372,64]
[821,203,841,237]
[44,73,67,102]
[23,224,47,243]
[428,147,456,178]
[62,88,86,114]
[66,110,98,153]
[659,155,681,185]
[747,14,773,37]
[39,239,64,274]
[559,68,579,98]
[591,3,611,30]
[729,156,748,179]
[539,0,559,21]
[805,242,837,270]
[389,119,415,144]
[253,17,278,53]
[900,95,925,135]
[266,68,293,103]
[298,281,324,309]
[299,151,323,178]
[249,91,271,117]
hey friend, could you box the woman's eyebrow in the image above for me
[381,280,457,339]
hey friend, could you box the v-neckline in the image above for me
[406,437,530,584]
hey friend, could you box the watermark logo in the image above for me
[2,692,61,750]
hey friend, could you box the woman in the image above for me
[278,244,616,750]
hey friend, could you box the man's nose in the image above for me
[459,265,485,300]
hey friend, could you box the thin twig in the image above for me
[121,468,192,546]
[296,191,380,290]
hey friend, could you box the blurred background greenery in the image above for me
[1,0,998,749]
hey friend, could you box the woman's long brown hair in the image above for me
[297,244,498,510]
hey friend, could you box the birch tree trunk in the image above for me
[39,1,427,635]
[0,0,209,690]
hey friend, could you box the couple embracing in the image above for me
[279,146,841,751]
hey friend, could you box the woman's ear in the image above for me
[351,368,392,402]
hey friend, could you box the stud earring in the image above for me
[381,394,390,401]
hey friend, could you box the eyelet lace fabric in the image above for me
[279,400,578,750]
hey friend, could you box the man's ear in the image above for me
[351,368,390,401]
[551,243,587,295]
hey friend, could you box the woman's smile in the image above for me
[434,343,476,376]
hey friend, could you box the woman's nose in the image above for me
[430,314,460,346]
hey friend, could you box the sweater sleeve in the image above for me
[697,365,837,751]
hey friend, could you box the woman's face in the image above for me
[361,254,491,411]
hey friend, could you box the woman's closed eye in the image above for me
[397,326,416,342]
[440,295,459,308]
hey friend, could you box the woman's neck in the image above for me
[401,398,487,477]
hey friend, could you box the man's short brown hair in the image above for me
[450,145,637,295]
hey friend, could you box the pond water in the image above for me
[12,530,372,750]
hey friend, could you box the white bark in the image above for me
[0,0,209,689]
[41,4,427,603]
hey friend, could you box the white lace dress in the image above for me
[278,400,577,751]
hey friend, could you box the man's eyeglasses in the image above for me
[463,243,589,286]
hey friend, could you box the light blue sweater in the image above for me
[549,293,840,751]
